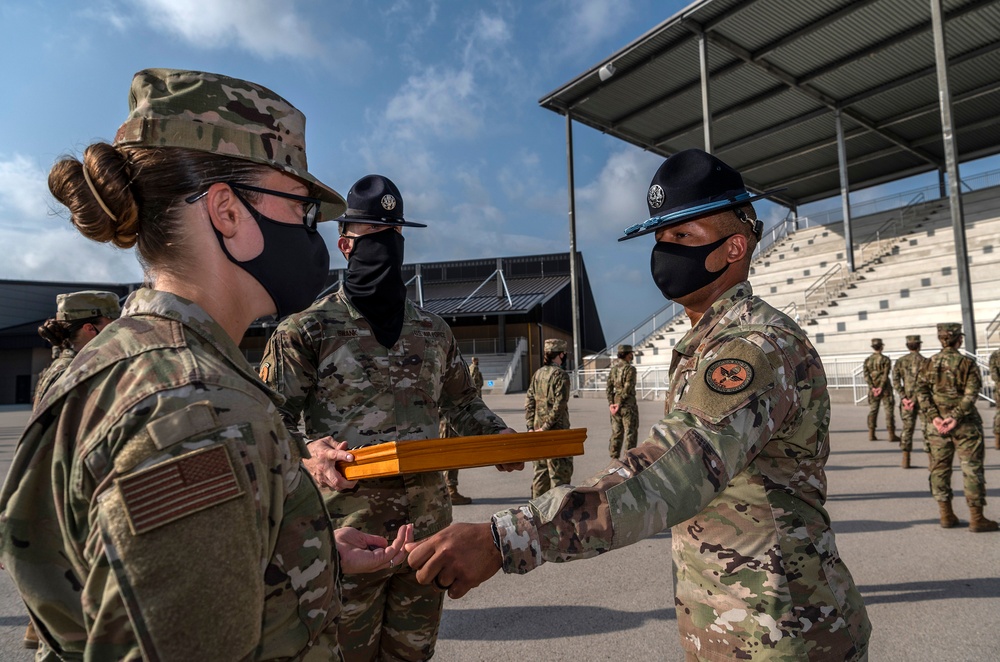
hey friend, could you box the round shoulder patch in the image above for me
[705,358,754,394]
[259,361,270,382]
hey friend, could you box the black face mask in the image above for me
[344,229,407,348]
[215,194,330,319]
[650,234,733,300]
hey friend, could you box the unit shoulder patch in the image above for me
[705,358,754,394]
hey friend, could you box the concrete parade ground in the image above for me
[0,391,998,661]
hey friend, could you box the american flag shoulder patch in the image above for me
[116,445,244,535]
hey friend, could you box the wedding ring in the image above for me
[433,576,452,591]
[389,558,395,569]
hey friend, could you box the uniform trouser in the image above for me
[927,424,987,507]
[531,457,574,498]
[608,404,639,459]
[994,411,1000,437]
[898,401,922,452]
[443,469,459,487]
[337,562,445,661]
[867,391,896,430]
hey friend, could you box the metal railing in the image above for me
[456,337,524,356]
[986,312,1000,349]
[857,192,925,267]
[803,263,849,316]
[836,350,995,405]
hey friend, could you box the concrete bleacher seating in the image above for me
[631,186,1000,366]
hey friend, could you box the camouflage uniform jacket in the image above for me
[0,289,341,661]
[469,363,484,396]
[863,352,891,390]
[916,347,982,424]
[605,359,637,407]
[525,365,569,431]
[260,287,507,539]
[893,351,927,400]
[493,281,870,661]
[990,349,1000,388]
[33,347,77,408]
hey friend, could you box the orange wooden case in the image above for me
[336,428,588,480]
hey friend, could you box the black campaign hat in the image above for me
[335,174,427,228]
[619,149,784,242]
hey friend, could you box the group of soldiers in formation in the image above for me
[864,330,999,532]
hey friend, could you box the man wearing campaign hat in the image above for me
[917,323,997,532]
[864,338,899,442]
[606,343,638,460]
[404,149,871,661]
[893,335,929,468]
[525,338,573,498]
[260,174,516,661]
[33,291,120,407]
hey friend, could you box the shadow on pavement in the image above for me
[859,577,1000,605]
[439,605,676,640]
[832,518,939,534]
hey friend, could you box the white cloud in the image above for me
[575,147,664,241]
[0,155,52,221]
[384,67,481,140]
[548,0,635,60]
[132,0,327,59]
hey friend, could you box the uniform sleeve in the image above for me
[439,337,507,436]
[494,335,789,573]
[620,365,637,404]
[990,352,1000,385]
[525,376,537,430]
[916,358,938,420]
[891,359,902,395]
[90,400,307,660]
[605,364,616,404]
[260,317,320,441]
[881,357,892,389]
[536,370,568,432]
[955,359,982,421]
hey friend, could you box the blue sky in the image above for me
[1,0,996,344]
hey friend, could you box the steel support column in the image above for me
[835,109,855,272]
[931,0,976,352]
[566,113,582,391]
[699,31,713,153]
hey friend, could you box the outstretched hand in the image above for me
[335,524,414,574]
[404,522,502,599]
[304,437,357,491]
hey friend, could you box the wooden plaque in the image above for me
[336,428,588,480]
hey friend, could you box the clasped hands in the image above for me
[932,416,957,435]
[902,397,914,411]
[871,387,882,397]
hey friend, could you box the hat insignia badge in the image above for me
[381,194,397,211]
[648,184,664,209]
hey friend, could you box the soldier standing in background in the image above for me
[918,323,998,532]
[441,357,484,505]
[892,334,928,469]
[864,338,899,442]
[1,68,408,661]
[606,343,638,460]
[34,291,120,406]
[407,149,870,661]
[526,338,572,498]
[260,174,515,661]
[990,346,1000,449]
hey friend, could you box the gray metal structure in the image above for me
[539,0,1000,354]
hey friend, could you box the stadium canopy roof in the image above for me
[539,0,1000,208]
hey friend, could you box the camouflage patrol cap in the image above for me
[905,335,922,343]
[544,339,568,353]
[617,344,633,354]
[113,68,346,221]
[56,291,120,321]
[937,323,963,341]
[871,338,883,347]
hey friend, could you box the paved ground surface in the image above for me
[0,391,998,660]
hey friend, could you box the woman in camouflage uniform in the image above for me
[526,339,573,497]
[33,290,120,407]
[0,69,409,661]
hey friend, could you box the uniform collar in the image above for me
[673,280,753,358]
[123,288,262,385]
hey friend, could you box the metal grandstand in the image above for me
[540,0,1000,353]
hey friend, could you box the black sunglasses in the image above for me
[185,182,322,231]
